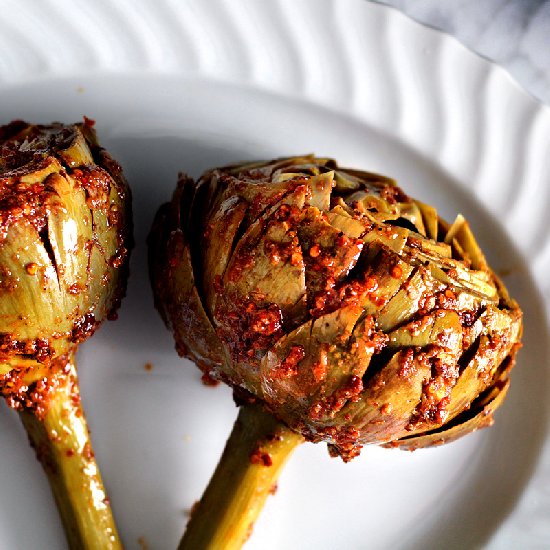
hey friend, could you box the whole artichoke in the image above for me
[149,155,522,548]
[0,119,131,549]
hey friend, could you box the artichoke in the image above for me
[0,119,131,549]
[149,155,522,549]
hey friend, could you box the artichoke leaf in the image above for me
[273,172,305,182]
[223,155,330,180]
[258,155,319,174]
[45,173,93,315]
[407,237,452,259]
[298,207,364,296]
[352,246,414,316]
[377,268,441,332]
[203,196,248,312]
[444,309,521,422]
[362,224,410,256]
[444,214,488,271]
[261,305,371,422]
[306,171,334,211]
[58,130,94,168]
[221,185,311,313]
[333,170,362,192]
[330,197,356,217]
[19,156,62,185]
[396,201,426,236]
[326,205,371,239]
[388,310,463,352]
[450,236,467,263]
[345,189,398,219]
[149,194,227,379]
[337,349,432,444]
[216,176,310,291]
[390,377,510,451]
[414,200,439,241]
[159,227,228,377]
[0,222,64,338]
[224,213,306,318]
[414,253,498,301]
[85,173,125,321]
[480,303,522,333]
[223,159,284,175]
[241,178,308,216]
[338,168,397,188]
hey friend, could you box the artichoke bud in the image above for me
[0,120,131,387]
[150,155,522,461]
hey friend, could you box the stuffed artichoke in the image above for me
[0,119,131,549]
[149,155,522,549]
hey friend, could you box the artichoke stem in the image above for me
[19,355,121,550]
[180,402,303,550]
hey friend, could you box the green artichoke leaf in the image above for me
[149,187,228,380]
[333,170,363,192]
[202,195,248,312]
[240,179,306,221]
[482,302,523,333]
[273,172,307,182]
[387,310,463,352]
[261,305,373,423]
[223,155,318,177]
[395,201,427,236]
[338,167,397,188]
[0,222,65,337]
[337,349,432,444]
[326,205,371,239]
[361,224,410,256]
[218,156,335,195]
[406,236,452,259]
[450,236,467,263]
[344,189,399,222]
[389,371,511,451]
[58,129,94,168]
[270,171,334,210]
[272,158,333,176]
[220,183,311,319]
[445,214,488,271]
[205,171,309,236]
[442,306,522,422]
[223,210,306,320]
[306,171,334,211]
[411,251,498,302]
[355,245,414,316]
[377,268,441,332]
[414,199,439,241]
[45,173,92,316]
[298,207,364,297]
[387,311,464,436]
[223,159,282,176]
[19,156,61,185]
[62,160,129,326]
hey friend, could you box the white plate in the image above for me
[1,1,550,548]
